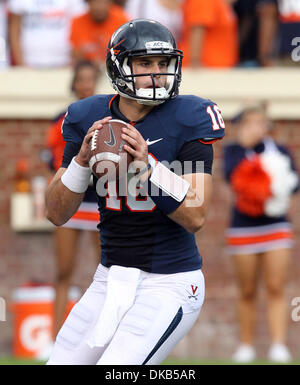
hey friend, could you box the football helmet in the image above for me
[106,19,183,106]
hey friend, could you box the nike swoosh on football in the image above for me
[104,123,116,147]
[146,138,163,146]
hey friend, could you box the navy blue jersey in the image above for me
[62,94,225,273]
[224,140,299,228]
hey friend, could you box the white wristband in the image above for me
[61,157,92,193]
[150,161,190,202]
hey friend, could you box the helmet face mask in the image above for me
[106,19,183,106]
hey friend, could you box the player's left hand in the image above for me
[122,123,150,178]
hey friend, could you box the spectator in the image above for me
[277,0,300,65]
[223,104,299,363]
[179,0,239,68]
[8,0,87,68]
[234,0,278,67]
[70,0,128,67]
[45,61,101,338]
[0,0,9,69]
[125,0,183,43]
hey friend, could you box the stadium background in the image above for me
[0,68,299,362]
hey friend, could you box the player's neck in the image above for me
[119,96,154,122]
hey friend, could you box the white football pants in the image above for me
[47,264,205,365]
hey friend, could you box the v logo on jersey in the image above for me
[146,138,163,146]
[105,123,116,147]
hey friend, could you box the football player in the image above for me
[46,19,225,365]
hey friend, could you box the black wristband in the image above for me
[141,178,185,214]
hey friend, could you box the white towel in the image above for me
[87,265,141,348]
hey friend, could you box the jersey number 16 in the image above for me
[206,105,225,131]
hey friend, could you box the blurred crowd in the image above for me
[0,0,299,71]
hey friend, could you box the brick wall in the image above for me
[0,119,300,360]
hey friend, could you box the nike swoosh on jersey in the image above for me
[105,123,116,147]
[146,138,163,146]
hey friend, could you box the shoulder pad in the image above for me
[175,95,225,142]
[62,95,111,143]
[65,96,96,124]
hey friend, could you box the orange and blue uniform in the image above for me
[224,140,299,255]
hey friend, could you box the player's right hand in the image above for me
[75,116,112,167]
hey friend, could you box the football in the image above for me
[88,119,133,181]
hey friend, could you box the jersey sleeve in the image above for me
[61,102,86,144]
[61,141,81,168]
[176,96,225,142]
[177,140,213,175]
[60,96,101,167]
[60,100,87,167]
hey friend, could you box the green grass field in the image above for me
[0,357,299,365]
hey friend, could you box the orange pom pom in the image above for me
[231,155,272,217]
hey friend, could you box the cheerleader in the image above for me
[223,104,299,363]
